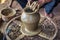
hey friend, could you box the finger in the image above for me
[30,1,36,8]
[33,4,38,11]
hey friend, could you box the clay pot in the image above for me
[21,7,40,31]
[1,7,16,21]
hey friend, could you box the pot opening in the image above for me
[25,8,33,13]
[0,0,6,4]
[1,8,12,16]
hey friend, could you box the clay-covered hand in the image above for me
[30,1,39,11]
[26,1,39,12]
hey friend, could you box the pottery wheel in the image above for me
[21,24,41,36]
[4,14,58,40]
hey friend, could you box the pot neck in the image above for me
[23,8,37,14]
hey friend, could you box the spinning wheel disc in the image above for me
[4,14,58,40]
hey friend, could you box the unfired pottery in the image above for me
[21,7,40,31]
[1,7,16,21]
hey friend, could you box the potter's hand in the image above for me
[26,0,38,7]
[30,1,39,12]
[26,0,31,7]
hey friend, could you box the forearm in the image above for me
[44,0,56,14]
[38,0,52,7]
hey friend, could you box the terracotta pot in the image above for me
[1,7,16,21]
[21,7,40,31]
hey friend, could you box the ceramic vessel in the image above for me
[1,7,16,21]
[21,7,40,31]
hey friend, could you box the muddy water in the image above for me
[1,9,12,16]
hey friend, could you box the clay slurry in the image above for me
[25,8,33,13]
[1,9,12,16]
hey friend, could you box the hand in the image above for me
[30,1,39,12]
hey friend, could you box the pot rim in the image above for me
[23,4,39,14]
[1,7,16,17]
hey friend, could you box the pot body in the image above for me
[1,8,16,21]
[21,10,40,31]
